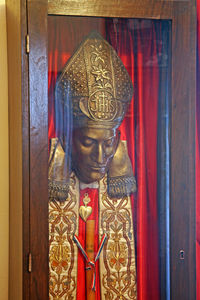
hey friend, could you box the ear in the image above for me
[113,129,120,154]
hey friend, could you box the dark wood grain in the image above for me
[157,23,171,300]
[21,0,31,299]
[6,0,27,298]
[48,0,174,19]
[27,0,49,299]
[170,2,196,299]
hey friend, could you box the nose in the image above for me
[95,144,104,164]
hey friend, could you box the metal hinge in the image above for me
[26,34,30,54]
[28,253,32,272]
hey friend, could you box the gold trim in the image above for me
[49,173,79,299]
[99,176,137,300]
[56,32,133,128]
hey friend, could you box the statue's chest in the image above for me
[49,175,137,300]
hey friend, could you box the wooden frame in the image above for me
[7,0,196,299]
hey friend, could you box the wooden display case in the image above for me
[6,0,196,299]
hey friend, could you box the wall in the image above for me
[0,0,9,299]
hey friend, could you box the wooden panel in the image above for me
[6,0,27,298]
[157,25,171,300]
[0,3,9,300]
[21,0,31,298]
[25,0,196,299]
[48,0,174,19]
[170,1,196,299]
[27,0,49,298]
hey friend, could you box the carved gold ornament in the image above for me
[79,193,93,222]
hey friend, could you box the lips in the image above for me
[89,165,106,171]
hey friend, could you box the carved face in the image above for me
[72,127,119,183]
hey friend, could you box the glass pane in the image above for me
[48,16,171,300]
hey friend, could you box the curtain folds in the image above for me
[48,17,170,300]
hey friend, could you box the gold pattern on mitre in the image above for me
[56,31,133,129]
[79,193,92,222]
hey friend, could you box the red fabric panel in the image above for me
[107,20,160,299]
[77,188,100,299]
[48,17,161,300]
[134,24,160,300]
[106,21,160,298]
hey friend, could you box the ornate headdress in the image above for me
[49,32,136,200]
[55,31,133,129]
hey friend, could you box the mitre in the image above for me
[49,31,136,200]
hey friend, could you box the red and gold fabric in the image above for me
[49,171,137,300]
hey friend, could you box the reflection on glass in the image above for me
[48,17,170,300]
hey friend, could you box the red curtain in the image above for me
[48,16,169,300]
[105,19,163,300]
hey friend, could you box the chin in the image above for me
[89,172,105,182]
[78,170,106,183]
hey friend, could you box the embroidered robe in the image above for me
[49,173,137,300]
